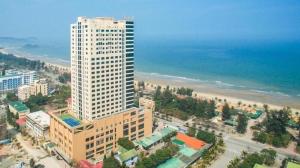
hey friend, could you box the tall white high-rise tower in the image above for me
[71,17,134,120]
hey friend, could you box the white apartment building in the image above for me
[18,85,31,101]
[18,79,48,101]
[26,111,50,138]
[0,70,37,93]
[71,17,134,120]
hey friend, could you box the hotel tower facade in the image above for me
[71,17,135,120]
[49,17,154,163]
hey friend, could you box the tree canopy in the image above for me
[25,93,49,112]
[266,108,290,135]
[103,156,121,168]
[222,103,231,121]
[187,127,196,137]
[154,86,216,120]
[252,107,291,147]
[176,87,193,96]
[236,113,248,134]
[6,92,18,102]
[0,52,44,70]
[227,149,277,168]
[58,72,71,84]
[135,144,179,168]
[117,137,135,150]
[196,130,216,144]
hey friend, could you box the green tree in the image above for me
[187,127,196,137]
[58,72,71,84]
[236,113,248,134]
[196,130,216,144]
[261,149,276,166]
[6,92,18,101]
[136,144,178,168]
[176,87,193,96]
[103,157,121,168]
[222,103,231,121]
[29,158,35,168]
[153,85,218,120]
[138,81,145,90]
[205,100,216,118]
[239,152,264,168]
[263,104,269,113]
[15,112,19,119]
[117,137,135,150]
[0,53,44,70]
[266,108,290,135]
[25,93,49,112]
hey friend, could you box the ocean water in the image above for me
[136,39,300,99]
[0,37,300,99]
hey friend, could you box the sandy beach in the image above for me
[0,47,70,67]
[0,48,70,72]
[135,72,300,113]
[1,48,299,113]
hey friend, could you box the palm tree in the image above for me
[238,101,242,107]
[263,104,269,112]
[218,138,225,147]
[29,158,35,168]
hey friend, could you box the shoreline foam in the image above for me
[135,72,300,112]
[1,48,299,112]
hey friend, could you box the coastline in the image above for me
[0,48,70,72]
[135,72,300,113]
[0,47,70,67]
[1,48,299,113]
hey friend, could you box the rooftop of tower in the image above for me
[77,16,133,22]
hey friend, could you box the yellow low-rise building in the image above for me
[49,98,154,163]
[18,79,48,101]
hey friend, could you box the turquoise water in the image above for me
[135,39,300,98]
[1,38,300,99]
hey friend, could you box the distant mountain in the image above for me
[22,43,39,49]
[0,36,37,42]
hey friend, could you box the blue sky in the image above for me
[0,0,300,42]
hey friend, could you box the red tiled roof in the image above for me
[176,132,206,150]
[16,117,26,126]
[78,160,103,168]
[66,98,72,104]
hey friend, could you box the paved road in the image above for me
[209,135,246,168]
[210,134,300,168]
[155,116,300,167]
[7,124,69,168]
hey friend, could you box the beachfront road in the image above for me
[155,117,300,167]
[209,134,300,168]
[209,113,300,167]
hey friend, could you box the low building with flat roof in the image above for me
[16,117,26,127]
[26,111,50,139]
[253,164,266,168]
[115,145,138,167]
[18,79,48,101]
[0,69,36,93]
[49,98,154,163]
[176,132,206,150]
[136,127,176,150]
[8,101,30,117]
[286,161,300,168]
